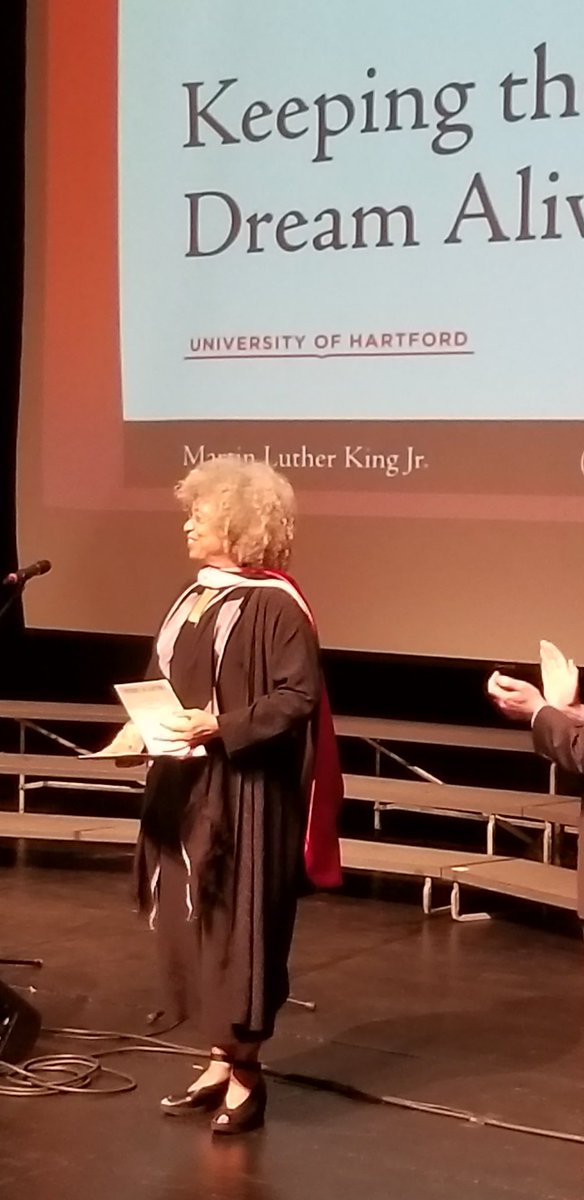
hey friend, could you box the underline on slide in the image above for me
[184,351,475,361]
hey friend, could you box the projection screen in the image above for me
[18,0,584,659]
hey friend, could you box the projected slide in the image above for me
[119,1,584,430]
[23,0,584,518]
[18,0,584,653]
[114,0,584,500]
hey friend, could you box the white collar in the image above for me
[197,567,311,622]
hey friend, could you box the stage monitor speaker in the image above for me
[0,979,42,1063]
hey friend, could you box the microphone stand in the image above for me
[0,578,43,969]
[0,579,24,625]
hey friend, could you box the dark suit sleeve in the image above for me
[217,600,321,757]
[532,705,584,775]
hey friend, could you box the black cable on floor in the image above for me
[1,1024,583,1147]
[0,1026,201,1097]
[0,1052,136,1096]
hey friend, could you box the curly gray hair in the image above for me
[175,457,296,570]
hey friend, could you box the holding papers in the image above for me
[114,679,206,758]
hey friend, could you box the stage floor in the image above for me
[1,847,583,1200]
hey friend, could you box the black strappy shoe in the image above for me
[210,1061,267,1135]
[160,1050,231,1116]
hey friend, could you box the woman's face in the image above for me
[184,501,225,562]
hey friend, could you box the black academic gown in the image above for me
[532,705,584,918]
[135,585,322,1043]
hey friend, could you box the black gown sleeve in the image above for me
[216,598,322,757]
[532,705,584,776]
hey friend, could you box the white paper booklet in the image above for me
[114,679,207,758]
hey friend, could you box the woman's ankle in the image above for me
[189,1052,231,1091]
[229,1060,261,1091]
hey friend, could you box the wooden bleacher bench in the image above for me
[340,838,505,879]
[0,704,535,748]
[0,752,145,785]
[334,715,533,752]
[446,858,578,914]
[517,797,581,827]
[0,812,139,843]
[343,773,580,826]
[0,752,145,824]
[0,700,580,920]
[340,839,578,916]
[0,700,124,724]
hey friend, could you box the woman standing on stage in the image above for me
[104,458,341,1135]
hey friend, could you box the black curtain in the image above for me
[0,0,150,701]
[0,1,26,666]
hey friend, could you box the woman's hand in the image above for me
[93,721,145,759]
[160,708,219,746]
[540,639,579,709]
[487,671,546,722]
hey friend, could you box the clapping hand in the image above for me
[539,640,579,710]
[486,671,545,722]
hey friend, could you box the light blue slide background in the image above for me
[118,0,584,420]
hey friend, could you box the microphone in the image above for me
[2,560,52,587]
